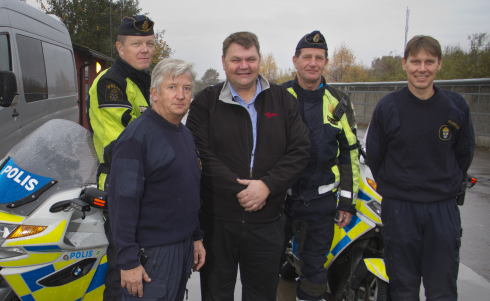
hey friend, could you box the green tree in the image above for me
[370,52,406,81]
[201,68,220,84]
[468,33,490,78]
[33,0,171,64]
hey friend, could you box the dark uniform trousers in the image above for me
[382,198,462,301]
[282,194,337,300]
[104,215,122,301]
[121,236,194,301]
[199,214,285,301]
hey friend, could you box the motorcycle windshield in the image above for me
[0,119,101,216]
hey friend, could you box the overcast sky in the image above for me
[27,0,490,79]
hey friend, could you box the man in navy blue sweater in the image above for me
[109,58,205,300]
[367,36,475,301]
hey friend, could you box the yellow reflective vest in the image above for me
[88,67,150,189]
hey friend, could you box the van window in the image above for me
[43,42,76,98]
[0,34,11,71]
[16,35,48,102]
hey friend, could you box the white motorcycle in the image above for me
[0,119,109,301]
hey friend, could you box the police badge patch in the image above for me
[439,125,451,140]
[105,84,123,102]
[327,116,338,125]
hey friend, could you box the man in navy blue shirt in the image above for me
[367,36,474,301]
[109,58,205,300]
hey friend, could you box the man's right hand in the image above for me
[121,265,151,297]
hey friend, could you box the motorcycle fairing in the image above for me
[0,158,53,205]
[323,213,376,269]
[3,220,67,249]
[356,199,382,225]
[82,255,108,300]
[364,258,389,283]
[1,255,107,300]
[0,212,24,223]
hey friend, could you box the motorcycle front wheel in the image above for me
[280,261,298,281]
[354,274,390,301]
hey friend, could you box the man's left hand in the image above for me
[193,240,206,271]
[236,179,270,212]
[337,211,353,229]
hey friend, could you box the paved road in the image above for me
[460,148,490,282]
[185,127,490,300]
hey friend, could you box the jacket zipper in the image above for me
[243,106,254,224]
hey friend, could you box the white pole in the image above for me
[404,7,410,51]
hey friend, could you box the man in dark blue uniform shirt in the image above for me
[109,58,205,301]
[367,35,475,301]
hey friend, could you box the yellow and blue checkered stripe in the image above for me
[6,256,108,301]
[324,215,373,268]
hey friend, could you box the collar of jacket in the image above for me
[218,74,271,105]
[292,75,331,93]
[113,55,152,86]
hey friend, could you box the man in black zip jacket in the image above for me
[367,35,475,301]
[186,31,310,301]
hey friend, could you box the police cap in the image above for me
[296,30,328,51]
[118,15,154,36]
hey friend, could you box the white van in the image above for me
[0,0,78,157]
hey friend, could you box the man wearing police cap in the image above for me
[281,30,360,301]
[87,15,155,301]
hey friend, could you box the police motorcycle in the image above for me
[281,144,388,301]
[0,119,109,301]
[281,141,478,301]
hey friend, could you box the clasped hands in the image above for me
[236,179,270,212]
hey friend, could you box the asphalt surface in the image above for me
[184,127,490,300]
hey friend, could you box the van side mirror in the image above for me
[0,71,18,107]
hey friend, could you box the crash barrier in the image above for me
[331,79,490,148]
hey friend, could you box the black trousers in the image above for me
[282,194,337,300]
[103,216,122,301]
[199,214,285,301]
[382,198,462,301]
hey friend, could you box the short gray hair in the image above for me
[151,58,197,94]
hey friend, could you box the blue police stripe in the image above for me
[292,234,298,256]
[20,294,35,301]
[21,265,55,292]
[330,235,352,256]
[342,215,360,233]
[24,245,63,252]
[357,190,371,202]
[86,262,108,293]
[0,158,53,204]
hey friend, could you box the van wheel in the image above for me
[280,261,298,281]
